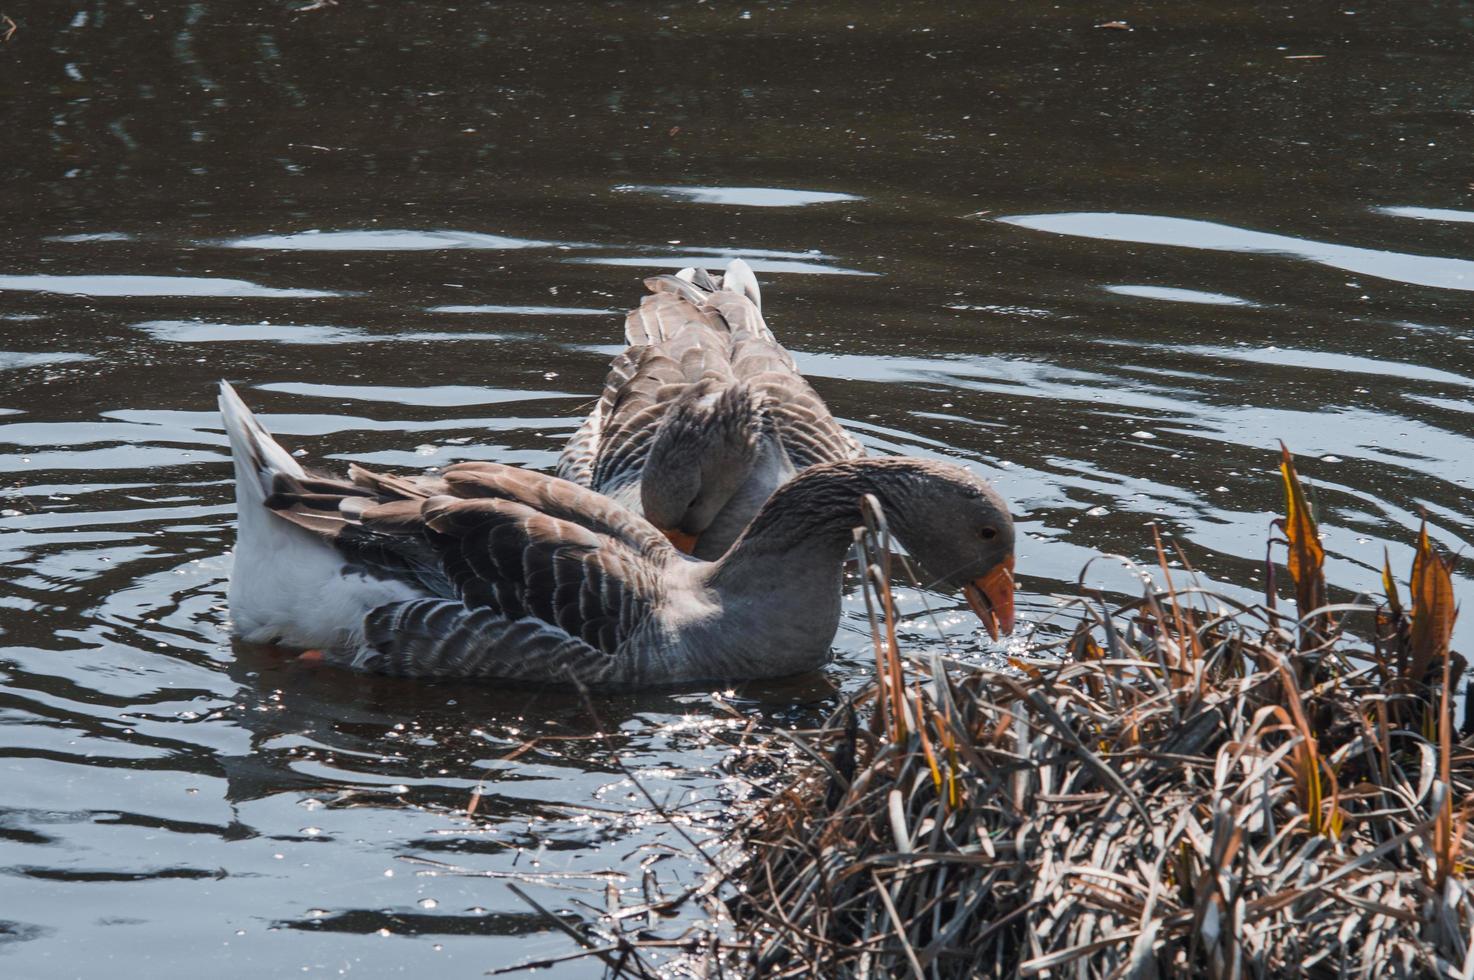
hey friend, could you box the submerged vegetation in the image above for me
[727,446,1469,977]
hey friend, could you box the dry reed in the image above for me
[731,447,1471,978]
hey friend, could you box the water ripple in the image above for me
[256,382,574,408]
[216,230,559,251]
[1105,284,1256,306]
[1002,212,1474,292]
[614,184,863,207]
[0,275,337,298]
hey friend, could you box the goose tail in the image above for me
[219,380,305,509]
[219,381,361,647]
[717,258,762,311]
[626,257,769,346]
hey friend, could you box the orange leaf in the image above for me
[1382,548,1402,616]
[1407,522,1458,684]
[1008,657,1043,680]
[1279,443,1327,648]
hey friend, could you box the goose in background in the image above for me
[557,259,862,559]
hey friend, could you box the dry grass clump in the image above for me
[735,448,1471,978]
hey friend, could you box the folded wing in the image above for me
[556,260,863,500]
[265,461,677,681]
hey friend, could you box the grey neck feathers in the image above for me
[690,460,923,674]
[717,458,924,564]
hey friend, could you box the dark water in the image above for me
[3,1,1473,975]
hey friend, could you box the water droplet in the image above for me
[417,898,438,909]
[301,827,321,837]
[376,928,391,938]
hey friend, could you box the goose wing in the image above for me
[261,468,454,598]
[556,347,642,489]
[717,302,863,469]
[558,259,862,506]
[651,264,864,469]
[557,332,737,495]
[556,263,754,493]
[265,462,679,682]
[755,372,865,469]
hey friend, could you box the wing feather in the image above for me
[560,260,864,544]
[349,599,624,683]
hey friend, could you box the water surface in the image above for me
[3,2,1472,976]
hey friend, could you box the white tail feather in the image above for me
[218,379,304,504]
[217,381,420,648]
[723,258,762,311]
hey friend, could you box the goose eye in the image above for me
[979,527,997,541]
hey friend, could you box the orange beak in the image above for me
[962,556,1015,641]
[662,528,700,554]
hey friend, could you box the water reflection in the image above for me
[0,275,338,298]
[219,230,559,251]
[139,321,370,345]
[614,185,864,207]
[428,305,616,316]
[1377,206,1474,224]
[0,352,95,370]
[1104,285,1256,307]
[255,382,572,408]
[567,255,875,276]
[1000,212,1474,292]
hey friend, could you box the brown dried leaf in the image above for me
[1280,443,1328,649]
[1407,522,1457,684]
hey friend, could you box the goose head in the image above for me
[853,458,1017,640]
[641,379,767,553]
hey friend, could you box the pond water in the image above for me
[3,2,1472,976]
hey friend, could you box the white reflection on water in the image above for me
[258,381,574,408]
[45,232,137,243]
[0,351,95,369]
[217,229,558,250]
[429,304,616,315]
[0,274,338,298]
[1105,284,1256,306]
[569,255,876,276]
[1376,205,1474,224]
[1173,344,1474,389]
[1001,212,1474,292]
[137,320,513,345]
[614,184,862,207]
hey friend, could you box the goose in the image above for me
[557,259,862,559]
[220,382,1015,686]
